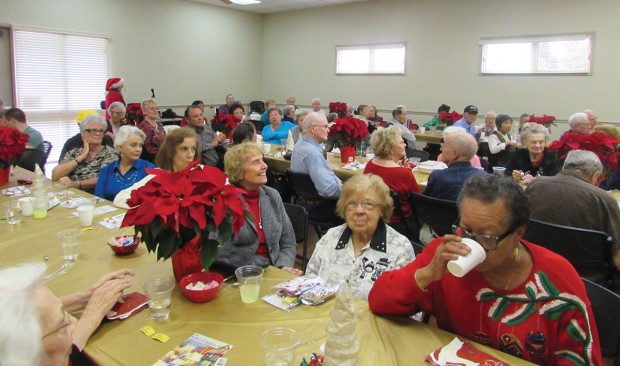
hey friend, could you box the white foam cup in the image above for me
[447,238,487,277]
[76,205,95,226]
[18,197,36,216]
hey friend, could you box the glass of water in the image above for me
[144,278,175,321]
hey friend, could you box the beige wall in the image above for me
[262,0,620,135]
[0,0,263,107]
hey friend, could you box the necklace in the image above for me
[114,166,139,187]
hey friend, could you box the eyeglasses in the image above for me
[346,199,377,211]
[311,124,329,130]
[42,309,71,339]
[452,224,515,251]
[84,129,105,135]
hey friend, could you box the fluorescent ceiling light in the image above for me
[230,0,261,4]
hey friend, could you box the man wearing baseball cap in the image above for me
[454,105,479,139]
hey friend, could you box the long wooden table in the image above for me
[414,130,443,144]
[0,167,535,365]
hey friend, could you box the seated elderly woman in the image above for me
[106,101,129,140]
[138,98,166,162]
[52,114,117,192]
[487,114,519,168]
[229,103,247,123]
[114,127,199,208]
[363,126,421,238]
[282,105,296,123]
[232,122,257,145]
[369,173,602,365]
[0,262,133,366]
[305,174,416,300]
[261,107,296,145]
[506,122,560,184]
[94,126,155,201]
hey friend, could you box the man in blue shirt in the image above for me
[423,129,485,201]
[291,112,342,221]
[454,105,479,139]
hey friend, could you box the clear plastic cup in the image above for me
[3,201,22,224]
[143,278,175,321]
[235,265,264,304]
[58,229,81,260]
[260,328,299,366]
[492,166,507,176]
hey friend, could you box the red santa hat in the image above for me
[105,77,124,92]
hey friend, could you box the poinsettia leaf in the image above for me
[155,229,180,260]
[217,219,233,244]
[199,238,220,271]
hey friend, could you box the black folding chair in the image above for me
[249,119,264,134]
[283,203,310,272]
[388,189,418,241]
[524,218,616,291]
[42,140,53,166]
[249,101,265,114]
[405,148,430,162]
[583,278,620,365]
[408,191,459,240]
[16,148,46,173]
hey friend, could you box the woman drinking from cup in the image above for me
[369,173,601,365]
[52,114,117,192]
[506,123,559,184]
[363,126,421,239]
[261,107,296,145]
[94,126,155,201]
[138,98,166,162]
[305,174,415,300]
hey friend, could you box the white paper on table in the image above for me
[99,213,126,229]
[1,186,31,197]
[72,204,118,217]
[262,293,299,312]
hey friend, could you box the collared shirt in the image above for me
[387,118,416,148]
[305,222,415,300]
[23,126,43,150]
[423,161,485,201]
[184,123,225,167]
[94,159,155,201]
[454,117,477,138]
[477,127,497,143]
[290,136,341,198]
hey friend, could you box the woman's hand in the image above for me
[281,266,303,276]
[57,176,75,187]
[78,137,90,162]
[512,170,525,181]
[416,235,470,289]
[82,276,133,319]
[522,174,535,184]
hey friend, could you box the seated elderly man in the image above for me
[183,104,227,167]
[453,105,479,138]
[369,173,602,365]
[584,109,598,131]
[291,112,342,221]
[423,129,484,201]
[387,105,416,148]
[0,263,133,366]
[525,150,620,281]
[305,174,415,300]
[563,112,591,136]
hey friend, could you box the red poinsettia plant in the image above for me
[549,131,620,184]
[526,114,557,129]
[210,114,241,138]
[329,102,348,117]
[438,111,463,126]
[0,126,29,169]
[328,116,369,149]
[121,161,247,271]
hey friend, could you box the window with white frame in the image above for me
[480,34,592,74]
[336,43,406,75]
[12,28,109,163]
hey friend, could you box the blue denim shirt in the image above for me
[290,136,341,198]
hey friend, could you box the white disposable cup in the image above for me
[18,197,35,216]
[492,166,507,176]
[144,278,175,321]
[419,127,426,134]
[447,238,487,277]
[262,143,272,155]
[235,265,264,304]
[58,229,81,260]
[76,205,95,226]
[260,328,299,366]
[365,153,375,163]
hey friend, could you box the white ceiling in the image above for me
[185,0,372,14]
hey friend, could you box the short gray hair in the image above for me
[0,262,47,366]
[141,98,157,111]
[114,125,146,150]
[563,150,603,177]
[282,105,295,117]
[568,112,589,129]
[301,111,326,132]
[447,130,478,160]
[80,113,107,132]
[311,97,321,104]
[520,122,549,143]
[392,106,406,118]
[107,101,126,116]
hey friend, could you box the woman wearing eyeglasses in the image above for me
[305,174,415,300]
[369,173,602,365]
[52,114,117,192]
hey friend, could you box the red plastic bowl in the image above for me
[179,272,224,303]
[108,235,141,255]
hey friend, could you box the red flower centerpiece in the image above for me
[329,102,348,118]
[526,114,557,129]
[328,116,369,163]
[121,161,247,276]
[0,126,29,184]
[438,111,463,127]
[549,131,620,185]
[210,114,241,140]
